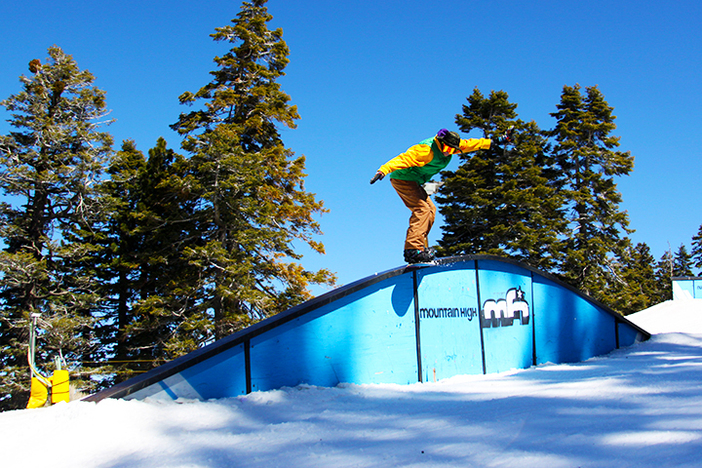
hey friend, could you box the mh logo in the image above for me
[481,287,530,328]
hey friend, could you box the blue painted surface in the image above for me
[129,343,248,400]
[416,261,482,382]
[673,277,702,300]
[85,256,651,403]
[617,321,641,349]
[477,259,534,374]
[250,275,419,392]
[533,275,616,365]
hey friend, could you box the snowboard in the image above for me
[404,257,445,269]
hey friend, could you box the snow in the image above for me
[4,301,702,468]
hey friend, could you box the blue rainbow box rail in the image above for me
[672,276,702,300]
[85,255,650,402]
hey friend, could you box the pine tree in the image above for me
[92,138,207,385]
[122,138,205,363]
[550,84,633,302]
[691,225,702,275]
[672,244,694,277]
[97,140,147,371]
[437,88,565,271]
[607,242,659,315]
[170,0,334,340]
[0,47,113,410]
[653,249,674,303]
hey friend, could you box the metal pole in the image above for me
[28,313,40,378]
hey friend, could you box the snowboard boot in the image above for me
[404,248,436,264]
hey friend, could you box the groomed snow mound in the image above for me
[627,298,702,334]
[2,300,702,468]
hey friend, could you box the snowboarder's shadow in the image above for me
[390,275,418,318]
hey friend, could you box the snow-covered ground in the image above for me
[3,300,702,468]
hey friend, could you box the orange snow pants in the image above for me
[390,178,436,250]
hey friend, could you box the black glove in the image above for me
[492,126,514,146]
[370,171,385,184]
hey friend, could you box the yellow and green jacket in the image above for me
[378,136,492,185]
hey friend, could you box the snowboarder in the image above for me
[370,128,510,264]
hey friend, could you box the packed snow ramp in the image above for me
[85,255,650,402]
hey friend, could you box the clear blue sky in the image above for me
[1,0,701,289]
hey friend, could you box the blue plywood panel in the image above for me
[127,343,247,401]
[250,274,419,392]
[672,278,702,300]
[673,279,696,300]
[477,260,534,374]
[617,322,644,349]
[533,276,615,365]
[416,261,483,381]
[173,343,248,399]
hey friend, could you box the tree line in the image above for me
[435,87,702,313]
[0,0,335,411]
[1,0,700,411]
